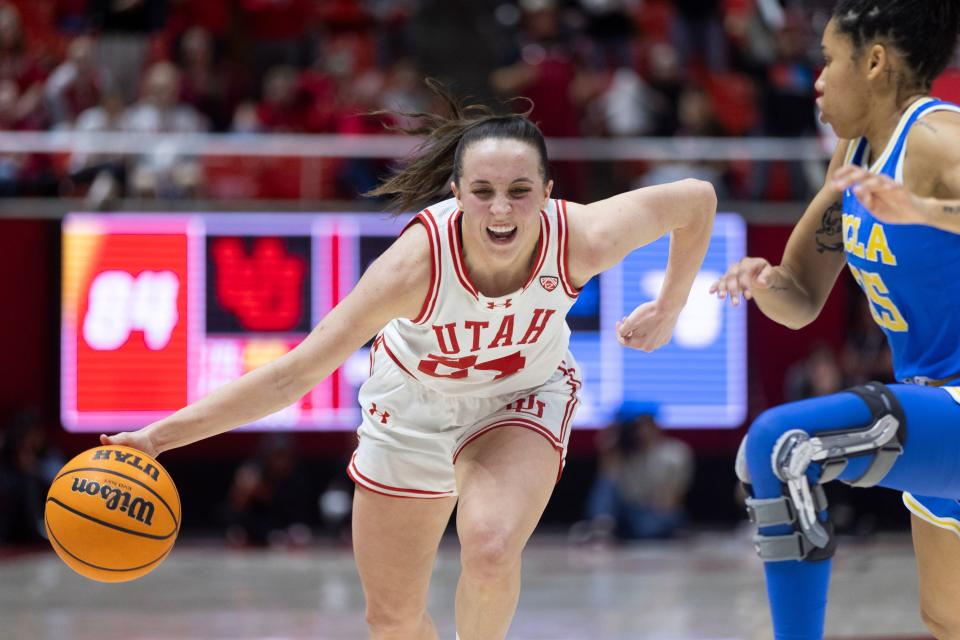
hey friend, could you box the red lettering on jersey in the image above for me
[432,322,461,354]
[417,351,526,381]
[418,353,477,378]
[506,394,546,418]
[519,308,555,344]
[474,351,526,380]
[464,320,489,352]
[487,314,515,348]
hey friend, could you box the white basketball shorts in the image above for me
[347,342,582,499]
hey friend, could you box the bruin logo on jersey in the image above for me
[92,449,161,482]
[539,276,558,292]
[368,403,390,424]
[70,477,156,526]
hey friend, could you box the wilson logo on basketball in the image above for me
[539,276,558,292]
[70,477,156,526]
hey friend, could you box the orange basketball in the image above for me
[44,445,181,582]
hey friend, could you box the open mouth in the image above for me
[486,225,517,243]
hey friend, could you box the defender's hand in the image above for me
[709,257,777,306]
[831,165,926,224]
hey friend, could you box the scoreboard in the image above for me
[62,212,746,432]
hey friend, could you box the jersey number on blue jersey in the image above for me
[848,265,909,332]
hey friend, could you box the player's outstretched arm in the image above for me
[711,141,850,329]
[831,112,960,232]
[565,178,717,352]
[101,223,432,456]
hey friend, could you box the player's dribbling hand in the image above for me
[616,299,680,353]
[709,256,776,305]
[830,165,927,224]
[99,429,160,458]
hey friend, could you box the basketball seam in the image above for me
[45,513,174,574]
[46,497,176,540]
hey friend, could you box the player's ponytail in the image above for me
[366,79,549,214]
[833,0,960,91]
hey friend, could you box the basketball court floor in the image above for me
[0,530,931,640]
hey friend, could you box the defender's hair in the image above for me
[366,79,549,214]
[832,0,960,90]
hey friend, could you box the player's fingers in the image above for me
[100,433,112,445]
[756,263,776,288]
[831,165,866,190]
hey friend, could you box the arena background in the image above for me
[0,1,959,638]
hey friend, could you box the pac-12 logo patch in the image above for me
[539,276,558,292]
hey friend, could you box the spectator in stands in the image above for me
[748,9,820,200]
[784,342,845,402]
[176,25,237,132]
[576,403,694,541]
[0,3,48,130]
[639,84,730,197]
[240,0,313,89]
[120,60,207,198]
[68,89,127,207]
[44,35,112,129]
[253,64,311,133]
[222,434,314,548]
[88,0,169,101]
[673,0,728,73]
[0,410,63,545]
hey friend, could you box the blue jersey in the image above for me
[841,97,960,381]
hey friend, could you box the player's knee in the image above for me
[920,601,960,639]
[743,406,796,486]
[459,525,520,579]
[364,601,427,636]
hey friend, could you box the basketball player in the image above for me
[101,83,717,639]
[710,2,960,638]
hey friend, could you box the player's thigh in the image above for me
[912,514,960,637]
[352,486,457,610]
[454,426,561,559]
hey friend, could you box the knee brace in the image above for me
[737,382,906,562]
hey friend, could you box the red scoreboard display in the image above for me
[62,212,747,432]
[62,213,363,431]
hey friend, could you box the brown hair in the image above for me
[366,79,549,213]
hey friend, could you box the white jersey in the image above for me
[378,197,581,397]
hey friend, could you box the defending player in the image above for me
[101,82,717,639]
[711,2,960,638]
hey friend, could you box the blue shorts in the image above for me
[902,385,960,538]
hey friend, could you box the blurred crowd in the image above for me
[5,0,951,204]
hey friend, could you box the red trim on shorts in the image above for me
[556,200,580,299]
[452,418,563,465]
[556,361,582,446]
[347,453,455,499]
[402,209,442,324]
[448,210,479,299]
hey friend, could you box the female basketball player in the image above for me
[710,2,960,638]
[101,82,717,639]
